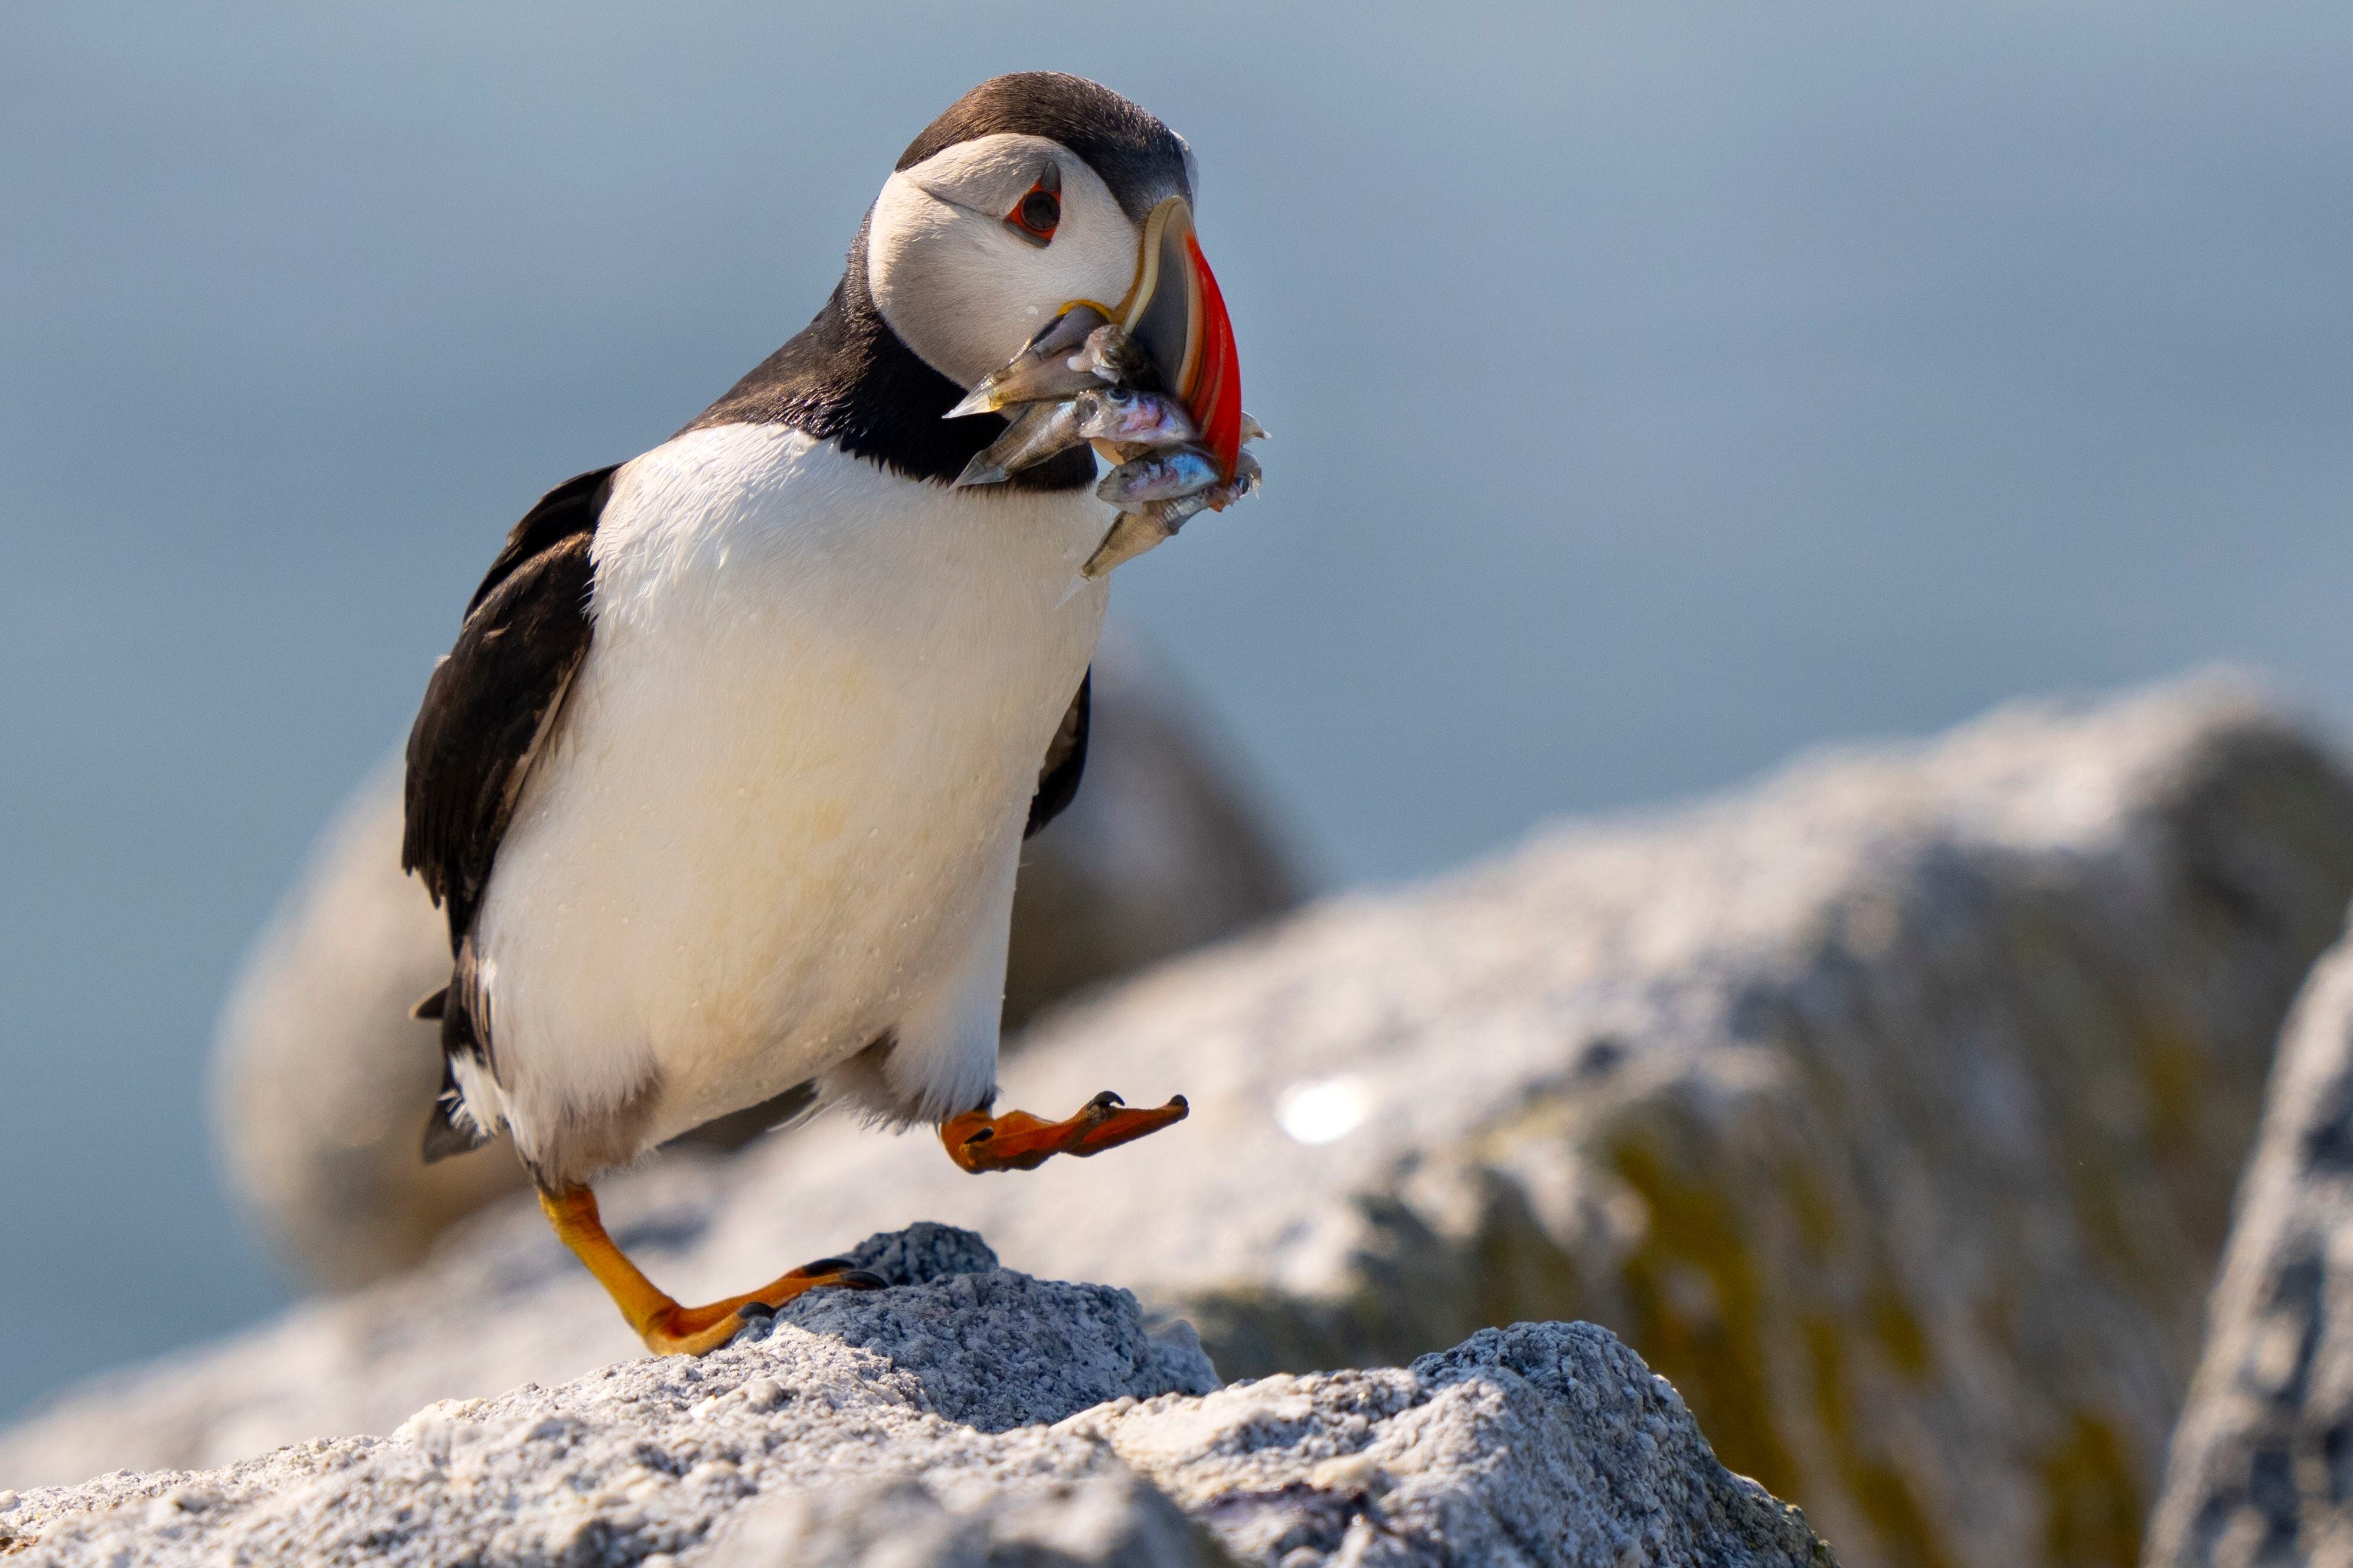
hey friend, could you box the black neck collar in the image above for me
[681,219,1094,492]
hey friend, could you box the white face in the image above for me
[867,133,1144,391]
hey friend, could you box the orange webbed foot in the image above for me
[633,1257,887,1356]
[940,1089,1189,1174]
[539,1187,884,1356]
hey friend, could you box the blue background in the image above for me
[4,1,2348,1418]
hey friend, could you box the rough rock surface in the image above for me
[211,636,1299,1290]
[2143,911,2353,1566]
[15,677,2352,1568]
[0,1226,1835,1567]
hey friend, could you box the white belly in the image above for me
[467,424,1112,1170]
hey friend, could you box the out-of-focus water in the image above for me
[2,1,2347,1420]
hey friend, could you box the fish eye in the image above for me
[1003,168,1061,247]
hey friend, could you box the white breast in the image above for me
[465,424,1112,1173]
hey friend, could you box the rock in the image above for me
[701,1472,1223,1568]
[16,675,2351,1568]
[211,635,1300,1291]
[2142,911,2353,1566]
[0,1227,1837,1567]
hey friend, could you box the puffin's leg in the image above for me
[940,1089,1189,1174]
[538,1186,883,1356]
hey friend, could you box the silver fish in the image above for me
[1073,385,1196,446]
[1080,449,1261,578]
[1076,323,1155,388]
[1202,447,1263,510]
[955,400,1082,487]
[958,385,1210,490]
[1080,495,1208,578]
[1096,447,1221,508]
[945,305,1113,417]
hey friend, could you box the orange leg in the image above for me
[940,1089,1189,1174]
[539,1185,882,1356]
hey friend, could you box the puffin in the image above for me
[401,73,1243,1355]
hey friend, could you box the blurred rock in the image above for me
[0,1226,1836,1568]
[210,637,1300,1291]
[2142,911,2353,1566]
[19,675,2351,1568]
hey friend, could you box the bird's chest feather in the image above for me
[476,424,1110,1081]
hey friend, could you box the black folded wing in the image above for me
[403,466,617,952]
[1026,669,1090,839]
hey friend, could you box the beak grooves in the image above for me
[1119,198,1244,481]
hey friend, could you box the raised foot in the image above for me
[940,1089,1190,1174]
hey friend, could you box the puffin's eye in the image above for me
[1003,168,1061,247]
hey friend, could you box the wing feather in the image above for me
[1024,669,1090,839]
[403,466,616,951]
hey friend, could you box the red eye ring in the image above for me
[1003,177,1060,245]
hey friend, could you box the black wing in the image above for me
[1025,669,1090,839]
[404,466,617,950]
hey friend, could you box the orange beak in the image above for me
[1117,197,1244,480]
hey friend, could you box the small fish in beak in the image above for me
[1080,450,1259,580]
[1081,508,1187,579]
[955,400,1081,487]
[946,306,1116,417]
[1074,323,1156,388]
[1097,447,1220,508]
[1075,385,1196,446]
[955,386,1196,489]
[947,193,1260,578]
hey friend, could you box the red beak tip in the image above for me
[1181,233,1244,484]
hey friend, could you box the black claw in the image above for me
[835,1270,888,1290]
[1085,1090,1125,1112]
[798,1257,856,1275]
[736,1300,777,1322]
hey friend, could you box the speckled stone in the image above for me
[0,1232,1832,1567]
[2146,916,2353,1566]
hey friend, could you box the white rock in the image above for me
[0,1229,1832,1567]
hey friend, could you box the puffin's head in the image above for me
[866,73,1243,477]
